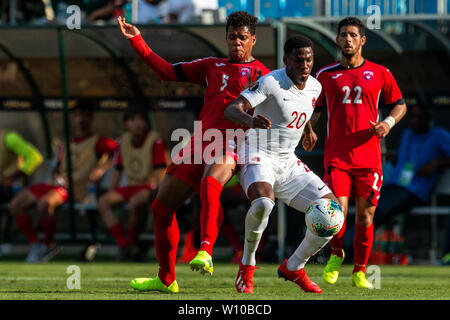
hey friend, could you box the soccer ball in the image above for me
[305,199,344,237]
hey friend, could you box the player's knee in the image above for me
[36,200,50,216]
[249,197,275,221]
[355,213,373,227]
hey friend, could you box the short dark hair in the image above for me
[284,36,313,56]
[338,17,365,36]
[226,11,258,35]
[123,106,151,128]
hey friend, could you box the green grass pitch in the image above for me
[0,261,448,300]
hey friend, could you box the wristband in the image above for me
[383,116,396,129]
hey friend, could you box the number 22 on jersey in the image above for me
[342,85,362,104]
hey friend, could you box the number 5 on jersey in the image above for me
[220,74,229,91]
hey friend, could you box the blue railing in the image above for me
[218,0,449,20]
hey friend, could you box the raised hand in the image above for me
[117,16,140,39]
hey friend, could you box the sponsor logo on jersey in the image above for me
[331,73,343,79]
[215,62,226,67]
[251,156,261,162]
[240,66,251,77]
[363,71,374,80]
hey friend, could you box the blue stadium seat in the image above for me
[259,0,282,20]
[218,0,248,16]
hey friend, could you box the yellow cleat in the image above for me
[189,250,214,275]
[130,276,179,293]
[323,249,345,284]
[352,271,374,289]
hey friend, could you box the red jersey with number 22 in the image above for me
[316,60,403,171]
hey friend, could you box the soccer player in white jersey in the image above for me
[224,36,341,294]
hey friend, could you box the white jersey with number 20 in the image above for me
[240,67,322,160]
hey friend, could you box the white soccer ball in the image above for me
[305,198,344,238]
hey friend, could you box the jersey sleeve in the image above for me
[4,131,43,175]
[382,68,403,105]
[151,138,167,168]
[240,75,272,108]
[173,57,213,85]
[129,34,178,81]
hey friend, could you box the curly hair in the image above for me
[226,11,258,35]
[338,16,366,36]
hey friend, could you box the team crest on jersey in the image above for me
[240,67,251,77]
[312,97,316,108]
[363,71,374,80]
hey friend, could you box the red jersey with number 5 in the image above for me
[315,60,403,171]
[174,58,270,131]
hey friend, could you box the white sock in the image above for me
[286,229,332,271]
[241,197,275,266]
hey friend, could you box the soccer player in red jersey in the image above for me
[118,11,270,292]
[314,17,407,288]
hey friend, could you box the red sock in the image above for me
[182,229,195,250]
[109,224,128,248]
[221,223,243,252]
[353,223,374,274]
[14,213,38,244]
[152,198,179,287]
[40,216,56,247]
[330,218,347,258]
[127,226,139,246]
[199,176,223,255]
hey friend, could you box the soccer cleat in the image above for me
[323,249,345,284]
[352,271,374,289]
[235,262,256,293]
[277,259,322,293]
[130,276,179,293]
[189,250,214,275]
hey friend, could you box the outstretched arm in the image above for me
[224,96,271,129]
[117,16,178,81]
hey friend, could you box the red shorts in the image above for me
[114,185,153,202]
[28,183,69,202]
[323,166,383,206]
[166,132,239,193]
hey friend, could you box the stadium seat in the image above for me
[259,0,281,20]
[218,0,247,16]
[281,0,314,17]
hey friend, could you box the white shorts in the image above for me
[239,154,332,213]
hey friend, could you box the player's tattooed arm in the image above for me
[224,95,271,129]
